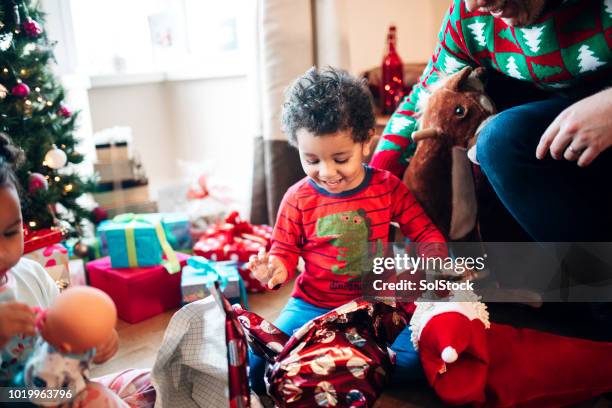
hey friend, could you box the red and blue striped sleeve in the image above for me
[269,190,303,279]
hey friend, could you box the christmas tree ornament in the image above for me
[0,32,13,51]
[22,17,42,38]
[73,241,89,258]
[44,144,67,169]
[12,5,20,30]
[0,83,7,99]
[92,206,108,224]
[11,81,30,97]
[58,104,71,118]
[28,172,48,194]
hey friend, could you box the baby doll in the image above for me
[22,286,117,405]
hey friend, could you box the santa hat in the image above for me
[410,292,490,405]
[412,293,612,407]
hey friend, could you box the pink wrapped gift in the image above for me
[25,243,70,289]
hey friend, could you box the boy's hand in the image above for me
[0,302,36,348]
[93,328,119,364]
[247,249,289,289]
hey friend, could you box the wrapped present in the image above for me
[161,212,192,251]
[181,256,247,308]
[69,259,87,286]
[23,227,64,255]
[24,243,70,290]
[210,282,251,408]
[97,213,180,273]
[86,252,190,323]
[193,211,273,293]
[234,299,409,407]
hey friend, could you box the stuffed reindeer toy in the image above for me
[404,66,495,240]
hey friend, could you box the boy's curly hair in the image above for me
[281,66,375,146]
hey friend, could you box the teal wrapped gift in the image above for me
[161,213,192,251]
[181,256,248,308]
[98,213,181,273]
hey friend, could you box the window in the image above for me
[70,0,254,80]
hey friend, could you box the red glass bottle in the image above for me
[381,25,404,115]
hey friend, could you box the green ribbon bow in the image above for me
[112,213,181,274]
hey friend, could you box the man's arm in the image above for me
[370,0,476,178]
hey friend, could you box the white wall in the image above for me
[87,75,252,210]
[317,0,450,75]
[87,1,451,213]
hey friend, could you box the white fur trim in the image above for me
[409,291,490,350]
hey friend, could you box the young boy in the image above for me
[247,67,447,392]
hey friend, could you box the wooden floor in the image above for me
[91,280,295,378]
[91,283,610,408]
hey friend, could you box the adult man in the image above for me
[371,0,612,242]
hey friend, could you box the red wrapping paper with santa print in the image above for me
[193,211,272,293]
[234,298,410,407]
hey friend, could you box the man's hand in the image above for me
[247,249,288,289]
[537,88,612,167]
[0,302,36,348]
[92,328,119,365]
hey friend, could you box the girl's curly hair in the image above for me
[0,132,24,189]
[281,66,375,146]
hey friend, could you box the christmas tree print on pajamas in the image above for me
[371,0,612,177]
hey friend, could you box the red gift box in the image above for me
[193,212,272,293]
[87,252,190,323]
[23,227,64,254]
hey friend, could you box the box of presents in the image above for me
[181,256,247,308]
[87,252,190,323]
[193,211,272,293]
[97,212,191,266]
[96,213,184,271]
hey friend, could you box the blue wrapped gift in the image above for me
[161,213,192,251]
[97,213,181,272]
[181,256,248,308]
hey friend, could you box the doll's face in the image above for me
[0,186,24,281]
[41,287,117,354]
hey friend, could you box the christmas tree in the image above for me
[0,0,93,235]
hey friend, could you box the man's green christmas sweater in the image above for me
[370,0,612,178]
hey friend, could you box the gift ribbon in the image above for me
[186,175,235,205]
[187,256,248,309]
[113,214,181,274]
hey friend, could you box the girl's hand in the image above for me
[247,249,288,289]
[536,89,612,167]
[0,302,36,347]
[92,328,119,364]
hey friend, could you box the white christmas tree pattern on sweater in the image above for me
[605,0,612,17]
[468,20,487,47]
[521,26,544,53]
[506,56,524,79]
[577,44,605,72]
[389,116,414,134]
[443,54,464,74]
